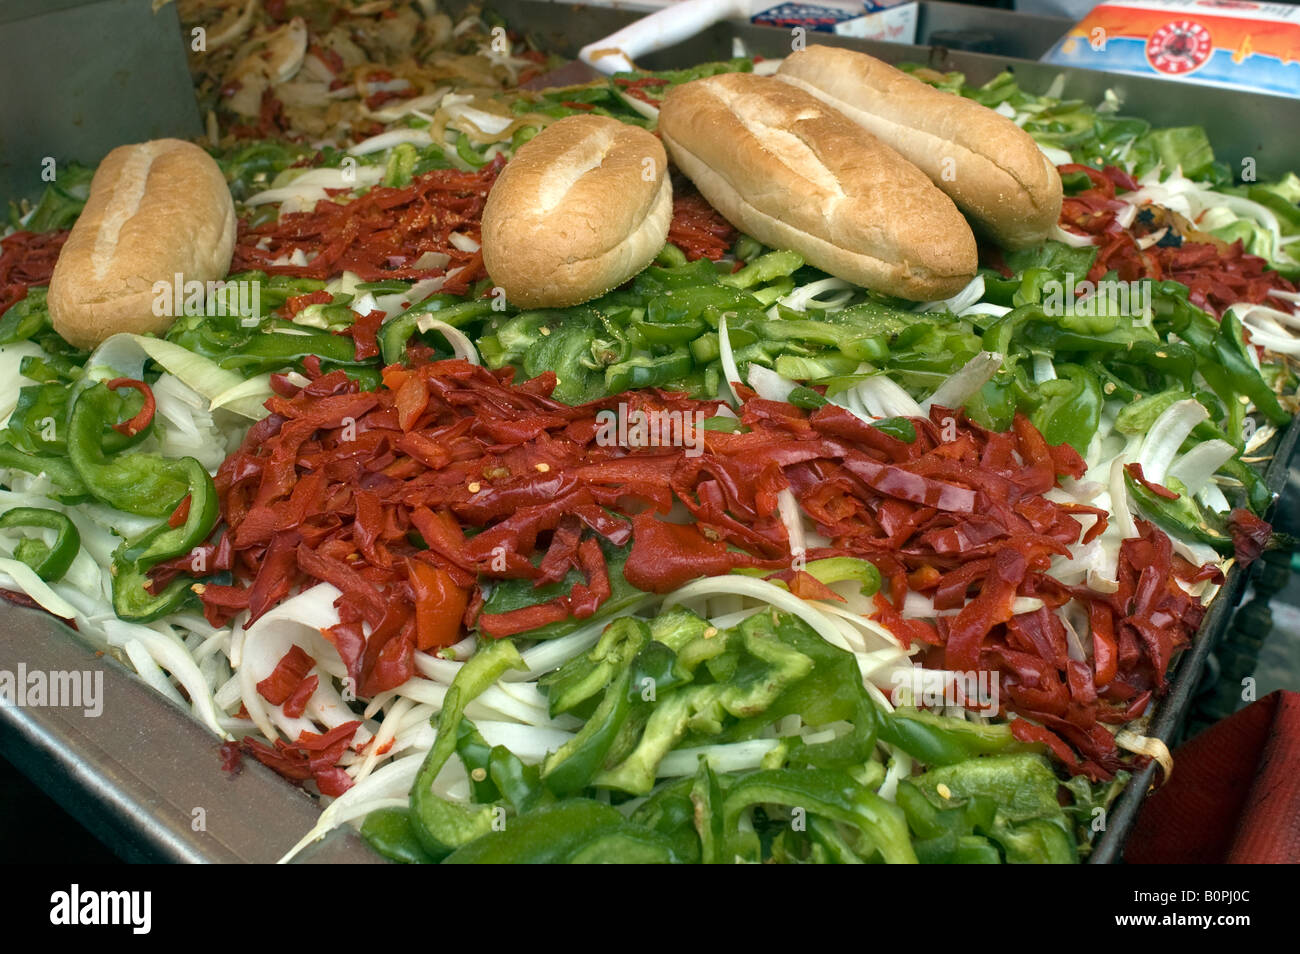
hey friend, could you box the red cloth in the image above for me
[1126,690,1300,863]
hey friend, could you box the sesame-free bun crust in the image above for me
[48,138,236,349]
[481,115,671,308]
[777,46,1063,250]
[657,72,976,301]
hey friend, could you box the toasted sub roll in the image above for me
[657,72,976,301]
[48,138,236,350]
[776,46,1063,250]
[481,115,671,308]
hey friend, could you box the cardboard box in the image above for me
[1043,0,1300,97]
[750,1,919,44]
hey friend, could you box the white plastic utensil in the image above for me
[579,0,759,75]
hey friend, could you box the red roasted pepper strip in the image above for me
[478,599,572,639]
[944,548,1026,673]
[256,645,316,706]
[1125,462,1179,500]
[167,494,192,529]
[105,378,156,438]
[281,674,319,719]
[1090,601,1119,688]
[623,512,783,594]
[1228,508,1272,567]
[409,559,469,650]
[283,289,332,317]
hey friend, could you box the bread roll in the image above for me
[776,46,1063,250]
[481,115,670,308]
[657,72,976,301]
[48,138,236,349]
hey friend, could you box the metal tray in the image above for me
[0,0,203,204]
[3,0,1298,863]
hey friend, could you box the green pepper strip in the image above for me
[593,628,814,795]
[542,668,635,795]
[379,300,498,366]
[0,442,88,501]
[0,507,79,582]
[360,807,436,864]
[68,383,201,518]
[455,132,490,169]
[719,250,804,289]
[1216,310,1290,426]
[110,458,219,622]
[604,352,693,392]
[1164,290,1289,426]
[721,768,917,864]
[441,798,680,864]
[217,328,359,374]
[1124,472,1232,551]
[690,759,728,864]
[876,707,1019,766]
[409,638,526,859]
[1114,388,1192,435]
[1029,363,1102,455]
[655,243,688,268]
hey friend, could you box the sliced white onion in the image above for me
[1167,440,1235,495]
[447,232,481,253]
[1050,224,1097,248]
[102,618,228,738]
[237,583,347,742]
[278,753,425,863]
[840,372,923,420]
[1138,399,1208,485]
[414,316,480,364]
[748,364,797,402]
[1038,143,1074,166]
[246,166,384,206]
[960,302,1012,318]
[656,739,781,777]
[411,251,451,271]
[776,488,805,561]
[1108,458,1139,541]
[779,277,854,312]
[1115,729,1173,782]
[923,351,1003,413]
[209,374,274,419]
[445,103,515,136]
[718,312,742,405]
[348,128,434,156]
[917,275,984,315]
[1197,481,1233,514]
[0,559,79,620]
[0,341,42,427]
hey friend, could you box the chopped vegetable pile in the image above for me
[2,39,1299,863]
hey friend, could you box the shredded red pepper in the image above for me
[167,494,192,529]
[0,229,68,318]
[1125,461,1180,500]
[104,378,156,438]
[1057,163,1298,317]
[217,740,243,775]
[283,289,333,317]
[256,645,316,706]
[166,356,1214,781]
[241,720,361,796]
[232,161,505,289]
[667,181,737,261]
[1228,507,1273,567]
